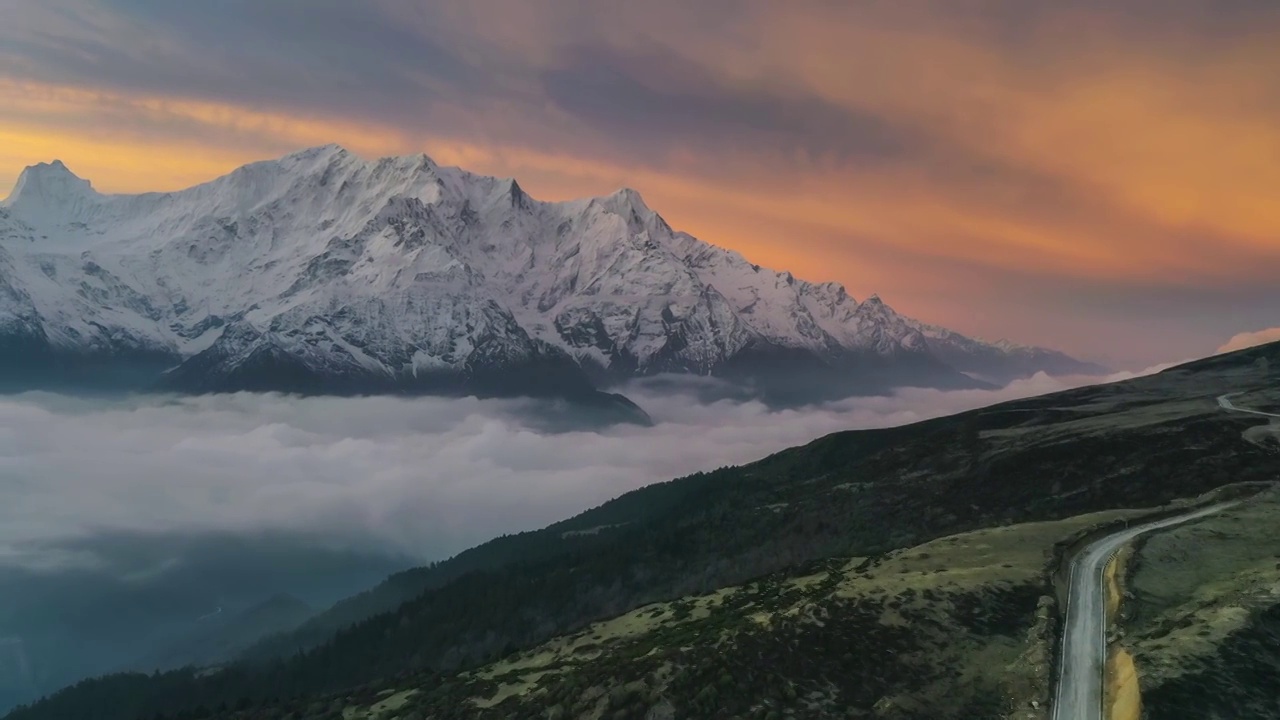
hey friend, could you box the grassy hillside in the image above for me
[6,341,1278,720]
[1120,485,1280,719]
[329,507,1150,720]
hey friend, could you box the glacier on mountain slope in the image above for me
[0,145,1101,409]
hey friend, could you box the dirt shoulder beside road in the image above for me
[1104,547,1140,720]
[1118,485,1280,719]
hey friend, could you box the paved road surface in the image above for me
[1050,391,1268,718]
[1217,393,1280,419]
[1050,502,1237,720]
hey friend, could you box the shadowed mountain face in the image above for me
[7,341,1272,720]
[0,148,1098,415]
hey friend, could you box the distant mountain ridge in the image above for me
[0,146,1103,408]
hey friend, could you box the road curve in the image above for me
[1217,393,1280,419]
[1050,502,1237,720]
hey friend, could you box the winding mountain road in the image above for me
[1049,502,1236,720]
[1051,392,1270,719]
[1217,393,1280,419]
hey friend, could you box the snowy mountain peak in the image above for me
[588,187,647,216]
[609,187,646,205]
[3,160,97,223]
[0,145,1102,407]
[503,178,529,209]
[992,338,1031,352]
[817,282,849,302]
[581,187,673,241]
[283,143,354,163]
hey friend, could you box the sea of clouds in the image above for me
[0,361,1198,711]
[0,366,1172,573]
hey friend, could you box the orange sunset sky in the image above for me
[2,0,1278,367]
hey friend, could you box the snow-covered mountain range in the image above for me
[0,146,1102,416]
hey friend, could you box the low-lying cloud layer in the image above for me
[0,370,1165,571]
[0,368,1180,710]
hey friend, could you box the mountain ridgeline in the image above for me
[0,147,1100,414]
[7,341,1276,720]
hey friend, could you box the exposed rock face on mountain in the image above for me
[0,146,1101,410]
